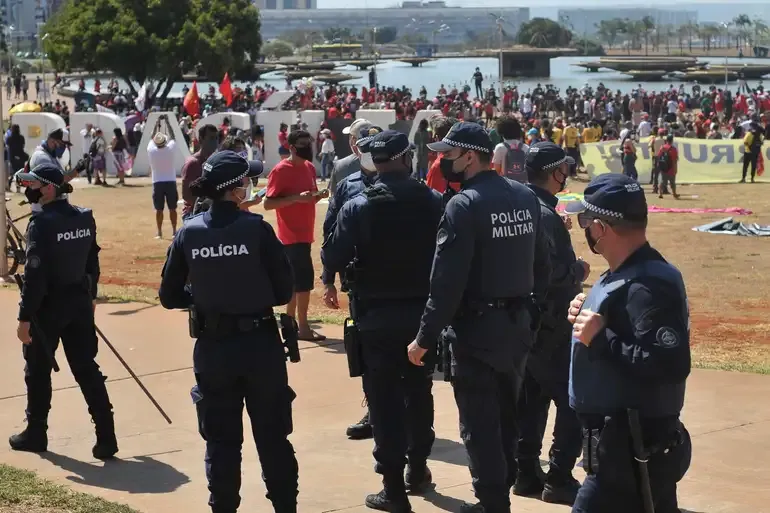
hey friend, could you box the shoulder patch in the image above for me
[656,327,680,348]
[27,255,41,269]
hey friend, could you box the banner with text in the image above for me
[581,139,769,184]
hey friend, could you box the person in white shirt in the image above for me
[80,123,94,183]
[638,114,652,138]
[666,98,678,122]
[319,128,335,182]
[147,115,179,239]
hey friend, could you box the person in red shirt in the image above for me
[278,123,289,151]
[425,116,461,194]
[264,130,329,341]
[657,134,680,199]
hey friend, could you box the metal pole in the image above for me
[498,22,503,110]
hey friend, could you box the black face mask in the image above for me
[440,152,468,183]
[25,187,43,204]
[584,225,604,255]
[294,146,313,161]
[554,169,568,193]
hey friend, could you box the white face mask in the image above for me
[360,152,375,171]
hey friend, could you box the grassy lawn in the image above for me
[4,176,770,373]
[0,464,140,513]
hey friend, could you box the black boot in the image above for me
[512,458,546,497]
[541,470,581,505]
[92,413,118,460]
[9,421,48,453]
[459,503,486,513]
[365,489,412,513]
[405,464,432,494]
[346,410,373,440]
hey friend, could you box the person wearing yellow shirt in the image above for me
[550,118,564,146]
[562,118,581,177]
[742,122,764,183]
[581,122,601,143]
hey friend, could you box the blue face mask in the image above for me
[54,145,66,158]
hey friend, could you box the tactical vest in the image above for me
[354,181,439,300]
[43,206,94,290]
[569,259,688,417]
[183,213,276,315]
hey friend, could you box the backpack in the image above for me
[657,145,672,173]
[502,141,528,183]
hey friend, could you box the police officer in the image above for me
[322,130,442,513]
[321,123,382,440]
[513,142,588,505]
[10,164,117,460]
[407,122,551,513]
[564,174,692,513]
[329,118,370,195]
[158,151,299,513]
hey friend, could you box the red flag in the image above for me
[183,81,200,118]
[758,151,765,177]
[219,72,233,107]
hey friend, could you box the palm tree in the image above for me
[641,15,655,56]
[733,14,751,48]
[676,24,688,54]
[685,21,699,53]
[699,25,720,53]
[596,18,625,50]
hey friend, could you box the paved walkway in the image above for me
[0,289,768,513]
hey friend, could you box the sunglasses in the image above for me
[577,213,600,229]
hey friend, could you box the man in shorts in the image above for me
[147,115,179,239]
[264,129,329,341]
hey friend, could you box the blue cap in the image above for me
[363,130,415,163]
[565,174,648,222]
[202,150,264,191]
[354,124,384,150]
[17,164,65,186]
[427,121,493,154]
[526,141,575,171]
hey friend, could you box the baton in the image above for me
[13,274,60,372]
[94,325,173,425]
[627,409,655,513]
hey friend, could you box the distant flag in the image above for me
[135,82,147,112]
[758,151,765,177]
[183,81,200,118]
[219,72,233,107]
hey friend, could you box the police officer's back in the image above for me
[407,122,551,513]
[159,151,299,513]
[11,165,117,460]
[321,131,442,513]
[566,174,692,513]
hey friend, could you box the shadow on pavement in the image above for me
[422,488,469,513]
[40,451,190,493]
[107,303,158,316]
[429,438,466,466]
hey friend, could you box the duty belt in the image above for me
[459,297,528,317]
[201,312,276,337]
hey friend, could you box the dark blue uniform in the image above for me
[322,131,442,512]
[419,123,551,513]
[159,151,299,513]
[10,165,116,460]
[565,175,692,513]
[514,143,584,503]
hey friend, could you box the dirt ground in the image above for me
[4,176,770,372]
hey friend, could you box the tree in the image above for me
[640,15,655,56]
[733,14,751,48]
[516,18,572,48]
[374,26,398,45]
[323,27,353,43]
[699,25,720,53]
[596,19,626,50]
[262,39,295,59]
[43,0,261,103]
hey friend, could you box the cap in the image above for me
[364,130,415,163]
[202,150,264,191]
[16,164,65,187]
[48,128,72,146]
[354,124,384,151]
[525,141,575,171]
[343,118,371,136]
[565,174,648,222]
[278,145,290,156]
[427,121,493,154]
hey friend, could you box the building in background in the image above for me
[557,8,697,36]
[1,0,50,52]
[259,1,529,46]
[255,0,317,10]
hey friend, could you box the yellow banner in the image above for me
[581,138,769,183]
